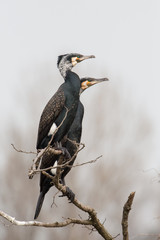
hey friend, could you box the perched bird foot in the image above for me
[58,147,71,159]
[61,147,71,159]
[55,142,71,159]
[59,186,75,203]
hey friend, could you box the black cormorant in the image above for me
[36,53,95,150]
[61,77,109,181]
[34,53,95,219]
[34,77,108,219]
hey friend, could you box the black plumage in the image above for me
[61,77,109,180]
[37,72,79,149]
[36,53,95,150]
[34,77,108,219]
[34,53,95,219]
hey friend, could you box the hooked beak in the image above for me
[80,77,109,93]
[87,77,109,86]
[77,55,95,62]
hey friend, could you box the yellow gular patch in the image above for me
[72,57,78,66]
[81,81,89,90]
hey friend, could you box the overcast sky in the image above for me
[0,0,160,165]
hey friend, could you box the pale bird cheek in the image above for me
[72,57,78,66]
[72,60,77,66]
[81,82,88,90]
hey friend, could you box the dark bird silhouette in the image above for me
[61,77,108,181]
[34,77,108,219]
[34,53,95,219]
[36,53,95,150]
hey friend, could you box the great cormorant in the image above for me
[61,77,108,181]
[34,53,95,219]
[34,77,108,219]
[36,53,95,150]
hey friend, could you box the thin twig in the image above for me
[72,155,102,168]
[30,155,102,174]
[51,190,60,208]
[28,147,62,179]
[11,144,36,155]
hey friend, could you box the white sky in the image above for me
[0,0,160,164]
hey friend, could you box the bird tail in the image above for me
[34,191,45,219]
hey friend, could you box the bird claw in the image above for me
[55,145,71,159]
[59,186,75,202]
[61,148,71,159]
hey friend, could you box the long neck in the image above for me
[63,71,81,97]
[59,60,72,79]
[65,71,80,87]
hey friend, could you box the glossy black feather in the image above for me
[36,71,80,149]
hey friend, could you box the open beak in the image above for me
[77,55,95,62]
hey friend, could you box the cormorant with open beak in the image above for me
[34,77,108,219]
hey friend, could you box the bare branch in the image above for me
[11,144,36,155]
[2,147,112,240]
[121,192,135,240]
[28,147,62,179]
[51,190,60,208]
[40,171,113,240]
[72,155,102,168]
[31,155,102,175]
[9,107,114,239]
[0,184,113,240]
[0,210,92,227]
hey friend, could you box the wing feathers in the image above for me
[36,88,65,149]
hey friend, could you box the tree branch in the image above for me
[30,155,102,175]
[9,107,134,239]
[28,147,62,179]
[1,159,136,240]
[41,171,113,240]
[0,210,92,227]
[11,144,36,155]
[121,192,135,240]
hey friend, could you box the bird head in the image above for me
[57,53,95,78]
[80,77,109,94]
